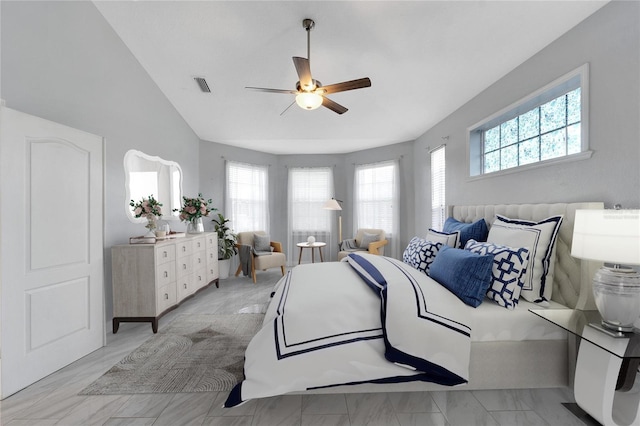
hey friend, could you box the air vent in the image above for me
[194,77,211,93]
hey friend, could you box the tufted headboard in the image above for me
[447,202,604,310]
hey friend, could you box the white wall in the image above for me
[413,0,640,234]
[1,1,202,323]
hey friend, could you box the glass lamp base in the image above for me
[593,266,640,333]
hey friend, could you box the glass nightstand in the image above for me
[530,308,640,426]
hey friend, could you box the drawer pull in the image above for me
[197,242,201,248]
[163,251,168,258]
[198,258,201,264]
[198,275,202,281]
[164,293,169,300]
[183,264,187,270]
[184,283,187,289]
[182,246,186,252]
[164,271,168,278]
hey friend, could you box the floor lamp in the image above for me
[323,198,343,243]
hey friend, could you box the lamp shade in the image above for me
[322,199,342,211]
[571,209,640,265]
[295,92,323,110]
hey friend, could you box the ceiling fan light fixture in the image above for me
[296,92,323,110]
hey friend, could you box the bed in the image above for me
[225,202,604,407]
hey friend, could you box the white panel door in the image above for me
[0,106,104,398]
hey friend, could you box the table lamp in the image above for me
[571,208,640,332]
[323,198,343,243]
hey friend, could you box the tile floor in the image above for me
[0,270,592,426]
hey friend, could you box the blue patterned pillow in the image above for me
[428,246,494,308]
[402,237,442,275]
[464,239,530,309]
[443,218,489,248]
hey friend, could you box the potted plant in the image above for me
[174,193,215,233]
[212,213,237,279]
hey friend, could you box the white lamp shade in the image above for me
[295,92,323,110]
[322,199,342,211]
[572,209,640,265]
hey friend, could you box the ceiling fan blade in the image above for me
[245,86,298,94]
[322,96,348,115]
[292,57,313,90]
[321,78,371,95]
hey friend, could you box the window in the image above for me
[287,167,334,264]
[469,64,590,177]
[430,145,446,231]
[225,161,269,233]
[354,160,399,258]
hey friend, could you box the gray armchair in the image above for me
[337,228,388,261]
[234,231,286,283]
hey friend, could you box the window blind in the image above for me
[354,160,400,258]
[431,146,446,231]
[287,167,335,264]
[225,161,269,233]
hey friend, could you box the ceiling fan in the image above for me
[246,18,371,115]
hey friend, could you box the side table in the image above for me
[296,242,326,264]
[530,308,640,426]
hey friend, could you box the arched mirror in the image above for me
[124,149,183,222]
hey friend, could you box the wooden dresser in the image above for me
[111,232,219,333]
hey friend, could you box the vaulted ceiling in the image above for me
[94,1,608,154]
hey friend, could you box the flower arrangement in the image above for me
[174,193,216,222]
[212,213,238,259]
[130,195,163,230]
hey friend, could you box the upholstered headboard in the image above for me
[447,202,604,310]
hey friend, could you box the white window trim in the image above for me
[467,63,592,180]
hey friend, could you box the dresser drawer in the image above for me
[177,275,193,301]
[193,236,206,252]
[207,255,219,282]
[156,282,177,313]
[176,240,192,258]
[176,255,192,278]
[205,234,217,249]
[193,268,207,289]
[156,262,176,287]
[155,244,176,266]
[193,251,206,270]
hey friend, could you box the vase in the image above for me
[187,217,204,234]
[144,215,157,238]
[218,258,231,279]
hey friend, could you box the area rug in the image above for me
[80,313,264,395]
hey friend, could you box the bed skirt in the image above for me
[296,339,569,394]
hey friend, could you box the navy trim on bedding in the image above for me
[346,254,470,383]
[273,268,384,359]
[345,254,387,294]
[307,369,467,391]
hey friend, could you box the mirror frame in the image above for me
[124,149,183,223]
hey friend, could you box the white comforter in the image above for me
[224,253,472,407]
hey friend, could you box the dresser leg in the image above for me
[113,318,120,334]
[574,327,640,426]
[151,319,159,334]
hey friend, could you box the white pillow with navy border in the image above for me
[426,229,460,248]
[487,215,563,304]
